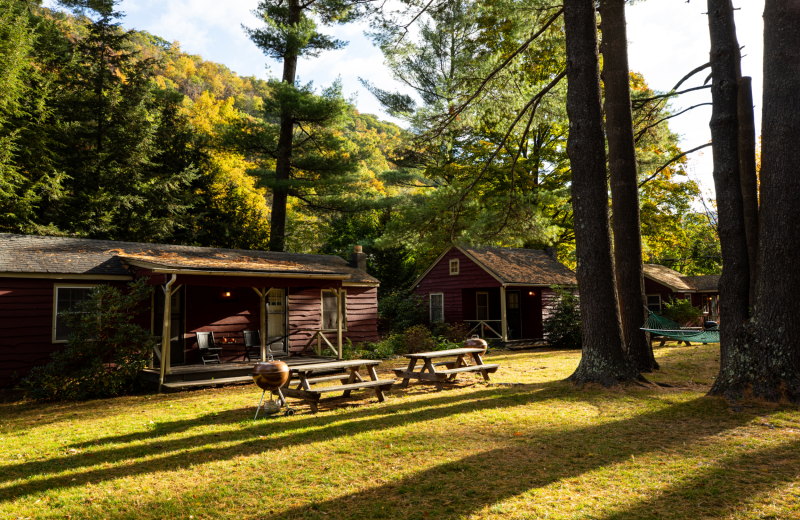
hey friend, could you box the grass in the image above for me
[2,343,799,520]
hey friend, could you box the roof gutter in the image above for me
[148,267,350,280]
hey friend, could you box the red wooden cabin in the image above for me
[642,264,720,325]
[412,245,577,345]
[0,234,379,389]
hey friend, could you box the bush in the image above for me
[403,324,437,354]
[431,321,471,344]
[661,296,701,324]
[342,336,404,360]
[543,285,582,350]
[378,290,427,334]
[23,279,156,401]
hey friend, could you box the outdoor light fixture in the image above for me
[222,289,232,298]
[529,291,535,296]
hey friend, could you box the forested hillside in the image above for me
[0,0,720,298]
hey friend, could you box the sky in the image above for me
[43,0,766,197]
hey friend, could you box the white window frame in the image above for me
[52,284,98,343]
[321,289,347,331]
[430,293,444,322]
[449,258,460,275]
[646,294,662,313]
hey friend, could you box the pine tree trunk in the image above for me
[738,76,759,306]
[706,0,751,396]
[742,0,800,402]
[599,0,657,373]
[268,0,301,252]
[563,0,641,386]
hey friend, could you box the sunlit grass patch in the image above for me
[2,343,798,519]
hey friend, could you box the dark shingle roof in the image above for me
[459,245,577,286]
[682,275,721,292]
[0,234,377,283]
[643,264,719,292]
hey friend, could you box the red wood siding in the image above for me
[413,249,547,340]
[287,286,378,353]
[0,278,136,386]
[1,278,379,387]
[643,278,690,310]
[414,249,500,325]
[184,285,260,363]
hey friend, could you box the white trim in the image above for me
[0,272,132,280]
[52,284,99,343]
[646,294,662,312]
[456,247,505,285]
[411,246,453,288]
[321,288,347,332]
[449,258,460,275]
[429,293,444,322]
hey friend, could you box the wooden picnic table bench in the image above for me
[392,348,499,391]
[281,359,395,413]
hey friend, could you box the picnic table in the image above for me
[392,348,499,391]
[281,359,395,413]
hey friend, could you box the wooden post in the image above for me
[158,276,178,390]
[500,286,508,342]
[259,289,267,361]
[336,288,343,360]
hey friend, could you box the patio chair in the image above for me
[196,331,222,364]
[242,330,262,362]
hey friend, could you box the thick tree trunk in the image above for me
[740,0,800,402]
[706,0,751,396]
[563,0,641,386]
[599,0,657,373]
[268,1,301,252]
[738,76,759,306]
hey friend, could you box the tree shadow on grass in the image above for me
[37,396,784,520]
[0,383,560,492]
[1,384,758,513]
[597,439,800,519]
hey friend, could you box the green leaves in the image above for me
[22,279,156,401]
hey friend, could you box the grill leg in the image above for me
[254,390,266,420]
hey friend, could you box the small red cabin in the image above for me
[642,264,720,324]
[0,234,379,388]
[412,245,577,345]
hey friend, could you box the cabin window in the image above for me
[646,294,662,313]
[449,259,459,275]
[53,285,96,342]
[430,293,444,322]
[321,289,347,331]
[476,292,489,320]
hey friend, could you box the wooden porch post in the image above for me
[336,288,343,360]
[500,285,508,342]
[159,275,179,391]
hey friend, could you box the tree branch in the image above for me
[638,142,712,188]
[632,85,711,109]
[634,102,712,142]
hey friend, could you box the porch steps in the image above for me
[161,375,254,392]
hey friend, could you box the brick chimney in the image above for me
[545,247,558,262]
[349,245,367,271]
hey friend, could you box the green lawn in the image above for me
[2,344,799,520]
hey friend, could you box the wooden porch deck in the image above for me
[139,355,336,385]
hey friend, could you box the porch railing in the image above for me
[463,320,503,340]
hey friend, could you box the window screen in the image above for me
[321,290,346,330]
[430,294,444,322]
[646,295,662,313]
[55,287,93,341]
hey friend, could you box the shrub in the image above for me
[23,279,156,401]
[342,336,403,360]
[431,321,471,344]
[543,285,582,350]
[402,324,437,354]
[378,290,427,334]
[661,296,701,324]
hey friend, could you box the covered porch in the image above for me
[461,286,546,343]
[128,260,351,392]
